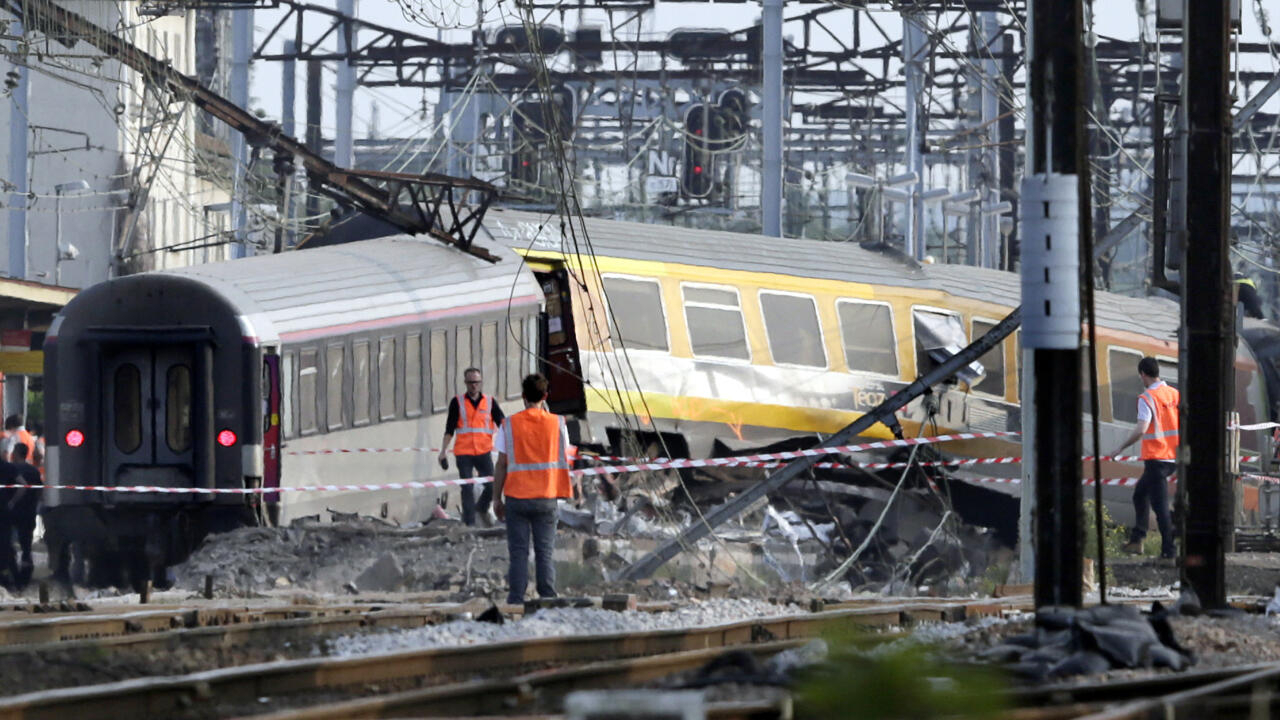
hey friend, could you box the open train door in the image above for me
[530,264,586,416]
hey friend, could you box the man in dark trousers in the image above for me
[1112,356,1179,559]
[0,455,18,589]
[437,368,505,526]
[7,443,39,587]
[493,374,574,605]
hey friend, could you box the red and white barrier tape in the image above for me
[288,447,441,456]
[18,424,1268,494]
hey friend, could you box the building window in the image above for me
[972,319,1005,397]
[837,300,898,376]
[682,284,749,360]
[603,276,668,351]
[406,334,422,417]
[327,344,344,430]
[760,291,825,368]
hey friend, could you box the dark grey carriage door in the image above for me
[104,348,194,471]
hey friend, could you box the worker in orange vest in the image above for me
[437,368,505,526]
[1,415,34,463]
[493,373,573,605]
[1111,356,1179,560]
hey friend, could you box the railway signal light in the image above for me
[65,429,84,448]
[217,429,238,447]
[510,88,577,189]
[682,105,714,198]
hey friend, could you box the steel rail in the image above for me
[0,601,1005,720]
[0,603,442,647]
[247,640,805,719]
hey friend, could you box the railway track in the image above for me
[0,599,1010,720]
[0,601,451,646]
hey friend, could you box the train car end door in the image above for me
[534,268,587,415]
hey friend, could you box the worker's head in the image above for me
[521,373,550,405]
[11,443,27,462]
[3,415,21,431]
[463,367,483,396]
[1138,356,1160,382]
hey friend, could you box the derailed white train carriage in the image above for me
[44,237,542,586]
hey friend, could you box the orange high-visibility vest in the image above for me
[501,407,572,500]
[453,394,496,455]
[1139,383,1180,461]
[3,429,32,462]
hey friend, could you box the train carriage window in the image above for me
[481,322,498,393]
[602,276,669,351]
[1158,358,1179,389]
[525,315,538,374]
[379,337,397,421]
[326,345,344,431]
[353,341,371,426]
[913,309,977,381]
[972,319,1006,397]
[282,352,295,439]
[406,334,423,417]
[760,291,826,368]
[505,317,523,400]
[114,364,142,453]
[299,350,319,435]
[456,326,473,393]
[837,300,898,376]
[166,365,192,452]
[682,284,750,361]
[430,330,448,412]
[1108,348,1145,424]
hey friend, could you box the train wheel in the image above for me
[87,547,125,588]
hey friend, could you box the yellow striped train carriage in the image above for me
[482,208,1277,530]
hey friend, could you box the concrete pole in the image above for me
[761,0,783,237]
[1017,1,1038,587]
[1026,0,1086,609]
[980,12,1001,268]
[282,40,297,139]
[334,0,357,168]
[902,12,925,259]
[7,22,28,279]
[229,6,253,258]
[1182,0,1234,610]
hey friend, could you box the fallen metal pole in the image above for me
[618,306,1023,581]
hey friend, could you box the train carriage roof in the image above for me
[162,236,541,343]
[481,208,1179,342]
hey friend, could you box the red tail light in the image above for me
[217,429,237,447]
[65,429,84,448]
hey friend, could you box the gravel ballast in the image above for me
[326,598,800,656]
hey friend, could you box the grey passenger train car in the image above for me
[44,237,541,587]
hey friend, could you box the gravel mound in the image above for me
[326,599,799,656]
